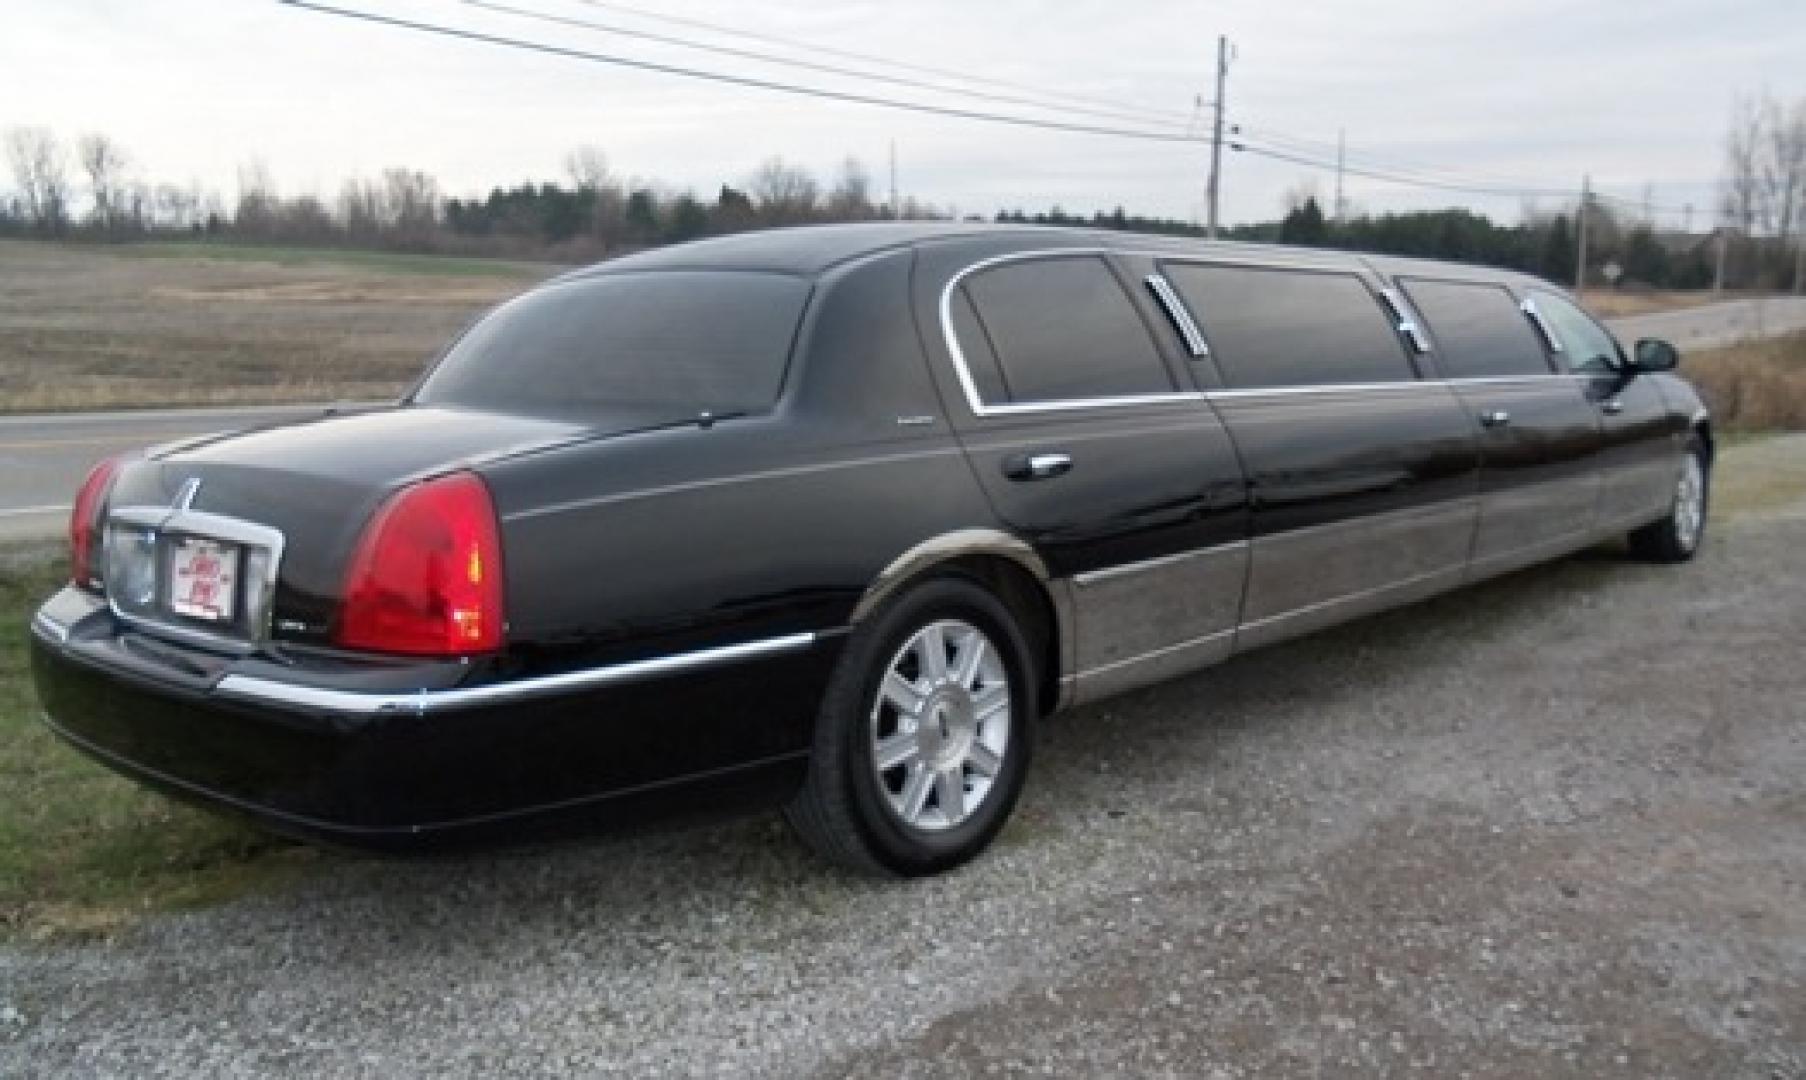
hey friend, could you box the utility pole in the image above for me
[888,140,898,221]
[1205,36,1230,239]
[1574,175,1589,292]
[1334,128,1346,224]
[1713,228,1727,294]
[1683,203,1693,234]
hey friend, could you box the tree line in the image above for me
[5,95,1802,289]
[0,130,947,260]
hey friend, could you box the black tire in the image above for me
[783,575,1035,877]
[1627,435,1710,563]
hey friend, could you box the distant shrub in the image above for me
[1686,332,1806,432]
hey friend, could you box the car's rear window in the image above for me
[413,271,811,417]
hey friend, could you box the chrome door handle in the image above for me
[1601,399,1625,415]
[1003,452,1073,481]
[1478,410,1512,428]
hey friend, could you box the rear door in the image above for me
[915,243,1248,700]
[1397,276,1606,577]
[1523,289,1680,531]
[1158,259,1481,652]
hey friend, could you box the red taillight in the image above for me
[335,472,505,656]
[69,456,124,588]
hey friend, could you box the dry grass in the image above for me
[1577,289,1724,318]
[1684,331,1806,433]
[0,239,553,413]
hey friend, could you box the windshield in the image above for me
[413,270,811,418]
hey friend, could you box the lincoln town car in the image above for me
[30,224,1711,875]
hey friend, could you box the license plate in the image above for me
[168,537,239,622]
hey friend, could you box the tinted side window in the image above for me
[1162,263,1416,389]
[961,256,1173,403]
[1401,278,1553,379]
[1530,291,1623,373]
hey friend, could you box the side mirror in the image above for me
[1634,338,1679,373]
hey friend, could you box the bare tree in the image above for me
[77,132,131,232]
[563,145,629,248]
[1762,97,1806,254]
[564,145,611,191]
[382,168,440,235]
[337,177,383,238]
[748,157,819,224]
[5,126,70,232]
[826,156,873,220]
[1721,96,1766,234]
[235,157,279,237]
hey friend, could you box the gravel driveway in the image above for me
[4,442,1805,1079]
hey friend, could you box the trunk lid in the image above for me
[102,404,682,647]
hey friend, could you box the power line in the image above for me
[280,1,1210,144]
[462,0,1201,130]
[1232,140,1572,198]
[565,0,1203,127]
[1239,124,1563,194]
[1233,138,1698,221]
[1241,123,1697,215]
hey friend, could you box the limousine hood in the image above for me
[99,403,706,644]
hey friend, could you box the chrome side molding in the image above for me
[213,631,821,717]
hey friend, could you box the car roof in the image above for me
[555,221,1554,289]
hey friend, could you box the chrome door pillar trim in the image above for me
[1378,287,1434,354]
[1521,297,1563,354]
[1144,273,1209,357]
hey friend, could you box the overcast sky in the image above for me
[4,0,1803,227]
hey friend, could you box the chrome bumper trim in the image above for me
[211,631,822,717]
[31,609,71,646]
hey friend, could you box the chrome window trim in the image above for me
[1201,374,1585,401]
[939,249,1593,418]
[1520,297,1564,353]
[1378,288,1434,354]
[211,631,821,717]
[106,504,287,655]
[938,248,1207,417]
[1143,273,1209,358]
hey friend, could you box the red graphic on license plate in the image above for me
[171,541,237,621]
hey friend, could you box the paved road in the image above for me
[5,436,1803,1077]
[0,404,365,540]
[1609,295,1806,351]
[3,295,1804,539]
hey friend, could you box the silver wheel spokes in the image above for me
[871,619,1011,832]
[1675,456,1705,551]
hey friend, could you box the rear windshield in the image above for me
[413,271,811,418]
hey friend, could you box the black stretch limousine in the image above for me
[31,224,1711,875]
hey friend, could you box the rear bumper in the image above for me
[30,587,838,848]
